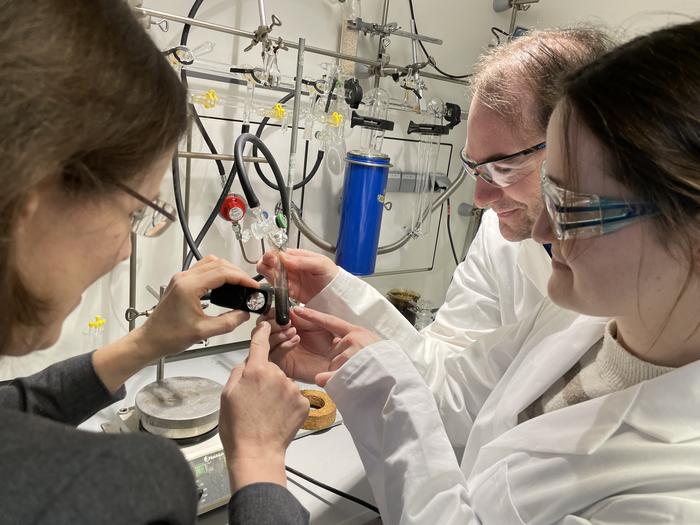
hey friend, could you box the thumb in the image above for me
[198,310,250,339]
[315,371,335,388]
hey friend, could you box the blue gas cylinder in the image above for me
[335,150,391,275]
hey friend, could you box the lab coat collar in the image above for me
[495,314,608,424]
[484,320,700,456]
[517,239,552,298]
[624,358,700,443]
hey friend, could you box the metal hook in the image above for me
[125,306,155,323]
[270,14,282,28]
[154,18,169,32]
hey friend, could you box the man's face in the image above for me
[464,97,545,242]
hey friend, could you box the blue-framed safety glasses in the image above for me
[460,141,546,188]
[540,162,657,240]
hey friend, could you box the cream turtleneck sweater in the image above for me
[519,320,676,423]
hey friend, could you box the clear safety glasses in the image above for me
[116,183,177,238]
[540,162,657,240]
[460,141,546,188]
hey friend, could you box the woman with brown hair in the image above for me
[262,20,700,523]
[0,1,309,524]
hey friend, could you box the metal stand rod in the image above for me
[286,38,305,229]
[181,126,193,263]
[374,0,391,89]
[132,7,467,85]
[176,151,269,163]
[257,0,266,26]
[380,0,391,32]
[128,233,137,332]
[156,358,165,381]
[155,285,167,381]
[508,4,519,36]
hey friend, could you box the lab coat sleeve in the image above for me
[559,494,700,524]
[307,212,507,351]
[422,210,504,346]
[326,340,481,525]
[307,270,547,447]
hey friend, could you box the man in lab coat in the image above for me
[424,27,613,346]
[261,28,613,353]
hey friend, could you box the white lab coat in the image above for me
[320,297,700,524]
[423,209,551,349]
[308,222,550,445]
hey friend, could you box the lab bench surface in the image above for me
[82,348,381,525]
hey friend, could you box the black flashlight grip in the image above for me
[209,284,273,315]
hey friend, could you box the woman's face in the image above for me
[12,151,172,352]
[532,105,691,323]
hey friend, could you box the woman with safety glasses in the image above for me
[0,2,311,524]
[260,20,700,524]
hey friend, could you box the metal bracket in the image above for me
[347,17,443,45]
[244,14,284,53]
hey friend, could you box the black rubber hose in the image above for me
[180,0,204,47]
[234,133,289,221]
[172,157,203,266]
[191,111,226,177]
[174,154,264,281]
[182,161,238,270]
[446,198,459,266]
[174,0,265,281]
[407,0,472,80]
[251,92,324,191]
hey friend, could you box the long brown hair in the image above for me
[0,0,188,353]
[560,20,700,255]
[559,20,700,341]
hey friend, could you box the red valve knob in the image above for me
[219,194,247,223]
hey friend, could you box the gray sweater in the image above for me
[0,352,309,525]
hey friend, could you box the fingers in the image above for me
[272,337,300,354]
[256,251,277,278]
[288,308,318,331]
[257,309,291,330]
[279,251,329,274]
[195,266,260,297]
[329,350,354,372]
[269,327,298,349]
[315,371,335,388]
[171,257,259,299]
[285,248,325,258]
[197,310,250,340]
[189,255,242,276]
[248,321,272,366]
[292,307,356,338]
[258,249,335,274]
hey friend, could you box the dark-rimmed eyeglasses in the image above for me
[116,182,177,238]
[460,141,546,188]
